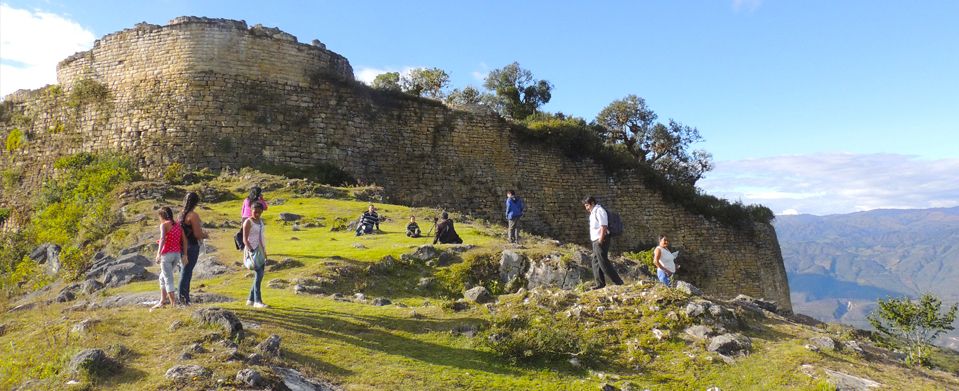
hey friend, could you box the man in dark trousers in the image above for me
[433,212,463,244]
[505,190,525,243]
[583,196,623,290]
[355,205,381,236]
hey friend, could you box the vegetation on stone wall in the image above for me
[66,78,111,108]
[1,168,22,191]
[259,162,355,186]
[162,162,186,184]
[5,128,25,153]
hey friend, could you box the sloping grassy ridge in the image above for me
[1,171,958,390]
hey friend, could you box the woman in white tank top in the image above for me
[654,235,678,286]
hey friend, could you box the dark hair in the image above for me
[247,186,263,206]
[582,196,597,205]
[252,201,265,210]
[441,212,449,219]
[660,235,668,241]
[179,192,200,224]
[158,206,175,221]
[507,190,515,196]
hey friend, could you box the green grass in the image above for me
[2,175,959,390]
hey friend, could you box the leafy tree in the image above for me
[400,67,450,99]
[445,85,485,106]
[867,293,958,367]
[371,72,401,92]
[595,95,713,186]
[483,62,552,119]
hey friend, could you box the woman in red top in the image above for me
[153,206,187,309]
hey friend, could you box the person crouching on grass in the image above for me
[153,206,187,310]
[243,201,269,308]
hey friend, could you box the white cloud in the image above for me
[780,209,800,215]
[0,4,95,97]
[698,153,959,216]
[471,62,489,82]
[354,66,420,85]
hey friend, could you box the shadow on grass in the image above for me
[234,306,519,376]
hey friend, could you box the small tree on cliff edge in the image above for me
[595,94,713,187]
[868,293,957,367]
[483,62,552,120]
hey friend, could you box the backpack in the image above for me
[234,229,244,250]
[607,210,624,237]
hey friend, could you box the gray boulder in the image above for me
[274,366,340,391]
[236,368,267,387]
[165,364,212,381]
[29,243,52,262]
[707,333,752,356]
[417,277,435,290]
[464,286,494,304]
[56,289,77,303]
[403,245,441,263]
[675,281,703,296]
[685,325,714,340]
[279,212,302,222]
[499,250,528,282]
[44,244,62,275]
[193,308,244,339]
[72,318,100,333]
[809,336,837,351]
[524,253,591,290]
[823,368,881,390]
[193,255,229,280]
[372,297,392,306]
[81,279,104,295]
[69,349,116,376]
[102,263,150,288]
[733,294,780,313]
[257,334,281,358]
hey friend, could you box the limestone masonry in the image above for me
[0,17,791,310]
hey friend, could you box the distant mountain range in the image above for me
[775,207,959,349]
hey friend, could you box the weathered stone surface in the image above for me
[417,277,435,290]
[99,292,232,308]
[274,366,340,391]
[372,297,392,306]
[81,279,104,295]
[823,368,881,390]
[675,280,703,296]
[236,368,267,387]
[403,245,441,263]
[268,279,290,289]
[685,325,714,340]
[464,286,494,304]
[69,349,116,376]
[499,250,527,282]
[269,257,304,271]
[165,364,212,381]
[733,294,780,313]
[257,334,281,358]
[193,308,244,339]
[809,336,837,351]
[193,255,229,279]
[279,212,303,222]
[73,318,100,333]
[56,289,77,303]
[525,252,591,290]
[707,333,751,356]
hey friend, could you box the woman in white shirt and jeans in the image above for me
[654,235,677,286]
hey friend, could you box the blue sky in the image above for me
[2,1,957,215]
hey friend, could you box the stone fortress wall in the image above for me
[0,17,791,310]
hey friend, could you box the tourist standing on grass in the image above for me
[505,190,525,244]
[177,192,208,305]
[582,196,624,290]
[653,235,678,287]
[154,206,187,310]
[241,186,268,219]
[243,201,269,308]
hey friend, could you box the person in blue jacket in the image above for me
[505,190,525,243]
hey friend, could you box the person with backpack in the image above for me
[178,192,209,305]
[153,206,187,310]
[505,190,525,244]
[582,196,624,290]
[243,201,269,308]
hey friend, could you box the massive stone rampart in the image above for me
[0,17,791,310]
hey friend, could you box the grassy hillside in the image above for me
[2,173,958,390]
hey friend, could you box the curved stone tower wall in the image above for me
[0,17,791,310]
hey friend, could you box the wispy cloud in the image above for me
[471,62,489,82]
[354,66,421,85]
[698,153,959,215]
[0,4,95,97]
[732,0,763,12]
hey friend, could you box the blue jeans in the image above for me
[657,268,671,287]
[249,265,264,303]
[179,242,200,304]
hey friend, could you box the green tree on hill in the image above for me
[595,94,713,186]
[446,85,484,106]
[483,62,552,120]
[401,67,450,99]
[868,293,958,367]
[371,72,401,92]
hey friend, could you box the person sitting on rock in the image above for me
[433,212,463,244]
[355,205,381,236]
[406,216,422,238]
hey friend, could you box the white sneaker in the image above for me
[253,302,269,308]
[246,300,254,306]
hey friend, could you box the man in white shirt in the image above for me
[582,196,624,290]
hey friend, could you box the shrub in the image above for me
[163,162,185,184]
[868,293,958,367]
[623,249,655,276]
[258,162,355,186]
[67,78,110,108]
[1,168,21,190]
[434,252,501,296]
[5,128,25,153]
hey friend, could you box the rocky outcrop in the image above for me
[193,308,244,340]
